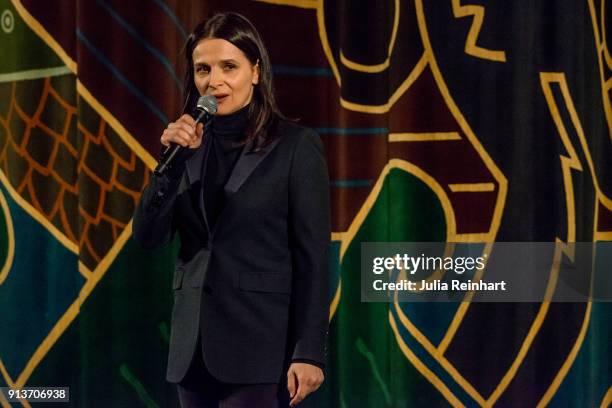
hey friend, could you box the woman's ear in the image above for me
[252,59,260,85]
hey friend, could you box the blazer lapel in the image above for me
[185,135,212,232]
[224,136,282,196]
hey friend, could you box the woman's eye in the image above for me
[195,66,210,74]
[223,64,236,70]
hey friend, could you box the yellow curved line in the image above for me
[14,223,134,388]
[339,54,428,114]
[253,0,318,9]
[338,0,400,73]
[389,311,464,407]
[589,0,612,143]
[388,0,400,60]
[339,159,457,262]
[329,157,459,321]
[540,73,583,243]
[10,0,77,73]
[12,1,156,171]
[77,81,157,170]
[339,51,391,73]
[488,72,607,406]
[331,157,495,406]
[364,161,492,379]
[394,243,467,291]
[394,159,458,240]
[602,0,612,70]
[393,298,486,406]
[328,231,343,320]
[316,0,341,85]
[450,0,506,62]
[0,391,10,408]
[436,241,492,355]
[594,193,612,241]
[536,303,593,407]
[599,386,612,408]
[414,0,507,243]
[414,0,508,371]
[0,171,77,254]
[0,189,15,286]
[0,359,15,388]
[545,73,612,207]
[317,0,427,113]
[0,359,30,408]
[13,295,81,389]
[529,71,608,408]
[486,72,585,406]
[377,161,486,406]
[486,241,567,405]
[328,280,341,321]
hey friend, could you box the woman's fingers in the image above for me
[162,127,192,147]
[178,113,196,127]
[161,118,204,148]
[168,122,196,138]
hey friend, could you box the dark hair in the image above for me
[183,12,284,148]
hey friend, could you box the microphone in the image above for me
[154,95,218,176]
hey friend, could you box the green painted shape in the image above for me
[356,337,392,405]
[119,364,160,408]
[388,168,461,347]
[310,168,451,407]
[0,0,65,73]
[25,237,180,407]
[387,168,446,241]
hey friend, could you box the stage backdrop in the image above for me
[0,0,611,406]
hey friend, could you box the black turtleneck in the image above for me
[202,105,249,230]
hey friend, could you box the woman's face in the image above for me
[192,38,259,116]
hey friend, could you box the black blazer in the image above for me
[132,121,330,384]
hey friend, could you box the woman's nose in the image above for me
[208,67,223,88]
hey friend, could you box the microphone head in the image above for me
[197,95,217,115]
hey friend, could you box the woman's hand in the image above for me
[287,362,324,407]
[161,114,204,149]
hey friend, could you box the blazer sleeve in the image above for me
[132,163,184,250]
[288,129,331,366]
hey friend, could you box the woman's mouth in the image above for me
[214,94,229,103]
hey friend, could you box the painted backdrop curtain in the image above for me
[0,0,610,406]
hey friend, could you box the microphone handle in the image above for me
[154,109,210,177]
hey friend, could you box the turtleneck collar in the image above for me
[211,104,249,145]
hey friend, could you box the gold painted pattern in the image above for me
[0,189,15,286]
[448,183,495,193]
[2,0,158,392]
[0,78,150,271]
[338,0,400,73]
[253,0,318,9]
[450,0,506,62]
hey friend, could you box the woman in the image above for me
[132,12,330,408]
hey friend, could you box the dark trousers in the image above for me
[177,340,289,408]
